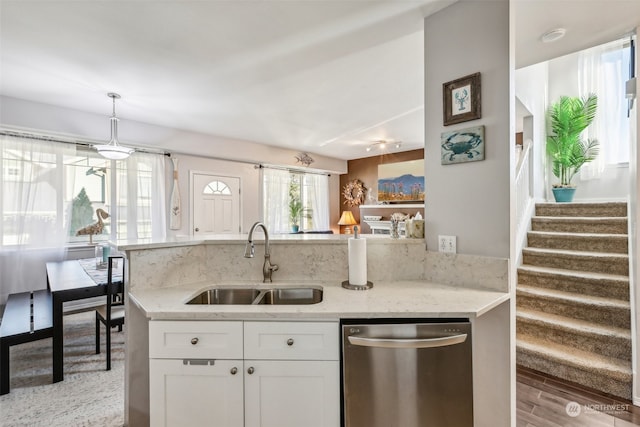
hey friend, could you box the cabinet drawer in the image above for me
[149,321,243,359]
[244,321,339,361]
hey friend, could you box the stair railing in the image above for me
[515,140,535,266]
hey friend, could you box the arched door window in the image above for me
[203,180,231,195]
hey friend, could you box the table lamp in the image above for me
[338,210,357,234]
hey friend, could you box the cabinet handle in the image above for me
[287,338,294,346]
[191,337,199,345]
[247,367,255,375]
[230,367,238,375]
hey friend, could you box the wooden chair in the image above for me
[95,256,125,371]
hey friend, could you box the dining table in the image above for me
[46,258,123,382]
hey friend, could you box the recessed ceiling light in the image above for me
[541,28,566,43]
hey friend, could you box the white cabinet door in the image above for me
[244,360,340,427]
[150,359,244,427]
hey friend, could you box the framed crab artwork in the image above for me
[441,125,485,165]
[442,72,481,126]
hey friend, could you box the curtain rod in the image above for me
[0,128,170,157]
[257,164,331,177]
[1,128,336,174]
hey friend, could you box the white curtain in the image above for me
[0,134,167,304]
[262,168,291,234]
[305,174,330,231]
[0,135,73,303]
[113,152,166,241]
[262,167,331,234]
[578,38,630,179]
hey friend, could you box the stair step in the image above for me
[531,216,628,234]
[535,202,627,218]
[517,265,629,300]
[522,247,629,276]
[527,230,628,254]
[517,285,630,329]
[516,334,632,400]
[516,308,631,361]
[518,202,631,401]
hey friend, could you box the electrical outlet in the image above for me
[438,235,457,254]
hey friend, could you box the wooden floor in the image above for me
[517,366,640,426]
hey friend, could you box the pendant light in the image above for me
[94,92,134,160]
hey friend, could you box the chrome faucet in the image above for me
[244,222,279,282]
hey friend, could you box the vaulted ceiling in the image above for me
[1,1,638,160]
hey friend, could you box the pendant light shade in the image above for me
[94,92,134,160]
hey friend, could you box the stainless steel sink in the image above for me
[186,288,261,305]
[186,286,323,305]
[256,287,323,305]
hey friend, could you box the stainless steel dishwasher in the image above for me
[342,320,473,427]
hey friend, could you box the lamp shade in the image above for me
[94,143,135,160]
[338,211,357,226]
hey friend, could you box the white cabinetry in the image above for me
[149,320,339,427]
[244,321,339,427]
[149,321,244,427]
[150,359,244,427]
[244,360,339,427]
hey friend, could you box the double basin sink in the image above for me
[187,286,323,305]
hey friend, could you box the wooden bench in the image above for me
[0,289,53,395]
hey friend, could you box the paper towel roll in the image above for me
[348,237,367,286]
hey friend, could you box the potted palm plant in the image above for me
[546,93,600,203]
[289,180,303,233]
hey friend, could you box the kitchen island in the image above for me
[117,235,513,426]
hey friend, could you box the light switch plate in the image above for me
[438,235,457,253]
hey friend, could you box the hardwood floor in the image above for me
[517,366,640,426]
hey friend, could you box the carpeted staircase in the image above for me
[516,202,632,400]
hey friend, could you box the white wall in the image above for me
[0,95,347,174]
[630,28,640,407]
[424,0,512,259]
[0,95,346,235]
[425,2,512,425]
[166,153,342,236]
[547,51,630,201]
[515,61,549,201]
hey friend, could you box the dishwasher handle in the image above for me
[348,333,467,349]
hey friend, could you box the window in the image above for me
[578,38,632,172]
[262,168,330,234]
[0,134,166,247]
[203,180,231,195]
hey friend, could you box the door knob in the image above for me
[190,337,199,345]
[247,367,255,375]
[230,367,238,375]
[195,227,200,232]
[287,338,294,346]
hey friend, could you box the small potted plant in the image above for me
[546,93,600,203]
[289,180,303,233]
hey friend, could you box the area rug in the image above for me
[0,311,125,426]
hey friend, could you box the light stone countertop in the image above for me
[129,279,509,321]
[114,233,424,251]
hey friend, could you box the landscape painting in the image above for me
[377,159,425,202]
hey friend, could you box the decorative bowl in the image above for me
[363,215,382,221]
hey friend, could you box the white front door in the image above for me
[192,173,241,235]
